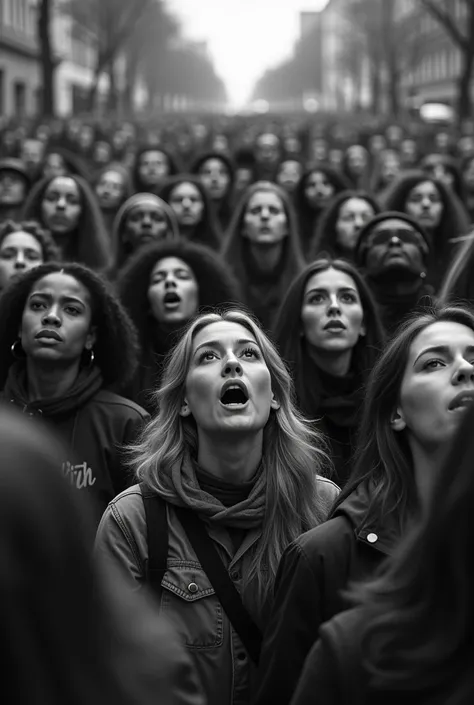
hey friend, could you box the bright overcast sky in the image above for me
[166,0,329,108]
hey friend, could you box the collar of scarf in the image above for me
[154,452,266,529]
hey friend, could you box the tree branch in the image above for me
[420,0,467,49]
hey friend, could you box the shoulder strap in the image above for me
[174,506,262,666]
[140,483,168,599]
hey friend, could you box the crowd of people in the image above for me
[2,112,474,704]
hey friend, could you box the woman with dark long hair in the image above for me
[95,308,338,705]
[255,304,474,705]
[0,220,59,291]
[222,181,305,331]
[292,398,474,705]
[274,258,384,487]
[191,151,235,232]
[118,240,241,411]
[21,174,111,271]
[0,262,148,525]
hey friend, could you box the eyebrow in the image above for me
[28,291,86,306]
[194,338,258,355]
[414,344,474,365]
[305,287,358,295]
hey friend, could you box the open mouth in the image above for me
[448,392,474,411]
[163,291,181,308]
[324,321,346,331]
[220,383,249,407]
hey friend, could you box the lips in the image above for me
[163,291,181,305]
[35,329,63,342]
[220,379,249,406]
[448,390,474,411]
[324,320,346,331]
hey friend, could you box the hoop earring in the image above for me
[83,348,95,368]
[11,339,24,360]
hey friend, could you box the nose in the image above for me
[389,236,402,248]
[453,358,474,384]
[14,252,26,268]
[164,273,177,288]
[182,197,191,209]
[42,306,61,326]
[56,195,67,210]
[260,207,270,221]
[221,353,243,377]
[353,215,364,231]
[421,196,431,209]
[327,293,341,314]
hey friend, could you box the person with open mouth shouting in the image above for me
[95,309,339,705]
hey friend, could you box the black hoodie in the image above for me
[2,362,149,526]
[254,483,400,705]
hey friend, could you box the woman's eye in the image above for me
[341,293,356,303]
[308,294,324,304]
[241,347,260,359]
[30,301,45,310]
[65,306,80,316]
[199,350,217,362]
[423,359,444,370]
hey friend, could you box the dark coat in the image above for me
[253,483,399,705]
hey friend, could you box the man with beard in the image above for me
[355,212,432,335]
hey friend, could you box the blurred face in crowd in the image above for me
[435,132,451,152]
[458,135,474,157]
[335,197,375,252]
[405,180,443,231]
[21,139,45,171]
[93,141,112,165]
[400,139,418,165]
[363,218,426,278]
[124,203,170,247]
[276,160,303,194]
[0,231,43,289]
[346,146,368,175]
[138,150,170,187]
[235,167,254,192]
[328,149,344,168]
[311,139,328,162]
[112,131,127,152]
[386,125,403,146]
[169,182,204,228]
[256,134,280,165]
[369,134,386,154]
[95,170,126,210]
[148,256,199,324]
[0,170,27,206]
[43,152,68,180]
[379,150,401,186]
[394,322,474,454]
[20,272,96,366]
[284,136,301,154]
[424,161,455,189]
[242,190,288,245]
[199,158,231,200]
[181,320,278,438]
[301,267,365,363]
[462,156,474,191]
[78,126,94,151]
[212,135,229,153]
[304,170,335,209]
[41,177,82,235]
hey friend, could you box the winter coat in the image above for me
[254,482,400,705]
[94,476,340,705]
[1,363,149,526]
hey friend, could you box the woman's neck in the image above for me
[197,431,263,483]
[26,359,80,401]
[248,242,284,274]
[410,440,448,511]
[307,342,353,377]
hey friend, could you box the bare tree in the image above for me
[420,0,474,122]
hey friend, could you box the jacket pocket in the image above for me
[161,561,224,649]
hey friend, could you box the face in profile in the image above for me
[20,272,96,366]
[169,182,204,228]
[181,320,279,438]
[394,321,474,452]
[95,170,126,210]
[147,256,199,324]
[301,267,365,357]
[198,158,231,201]
[0,231,43,289]
[41,177,82,235]
[335,197,375,252]
[242,190,288,245]
[364,218,426,277]
[405,180,443,231]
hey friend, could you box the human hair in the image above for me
[133,144,181,192]
[310,190,381,259]
[438,231,474,304]
[331,304,474,533]
[274,257,384,414]
[0,219,60,262]
[21,174,111,271]
[159,174,222,250]
[348,402,474,700]
[131,309,330,609]
[94,162,133,203]
[117,239,242,346]
[421,153,467,205]
[294,165,351,217]
[0,262,140,389]
[191,150,235,191]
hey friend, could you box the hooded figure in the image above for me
[0,158,31,223]
[117,240,242,411]
[110,193,180,276]
[356,212,433,335]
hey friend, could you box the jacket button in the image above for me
[231,571,240,580]
[367,532,378,543]
[187,582,199,594]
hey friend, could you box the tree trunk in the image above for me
[370,62,382,114]
[38,0,56,116]
[457,46,474,125]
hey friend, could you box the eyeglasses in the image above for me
[367,227,427,252]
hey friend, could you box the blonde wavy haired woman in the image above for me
[95,309,338,705]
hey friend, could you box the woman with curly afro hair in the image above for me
[117,240,242,411]
[0,220,59,292]
[21,174,111,271]
[0,262,149,525]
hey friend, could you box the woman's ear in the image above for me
[359,319,366,337]
[270,392,280,410]
[179,399,192,417]
[85,326,97,351]
[390,406,406,432]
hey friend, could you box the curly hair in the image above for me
[21,175,111,271]
[0,262,140,389]
[0,220,60,262]
[117,240,242,345]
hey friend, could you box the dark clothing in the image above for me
[366,280,433,337]
[2,362,149,525]
[254,483,399,705]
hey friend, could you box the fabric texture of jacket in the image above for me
[94,475,340,705]
[2,363,149,526]
[254,482,399,705]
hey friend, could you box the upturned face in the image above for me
[242,191,288,245]
[363,218,426,276]
[41,177,82,235]
[147,257,199,324]
[405,181,443,231]
[335,198,375,252]
[124,204,170,248]
[181,320,278,439]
